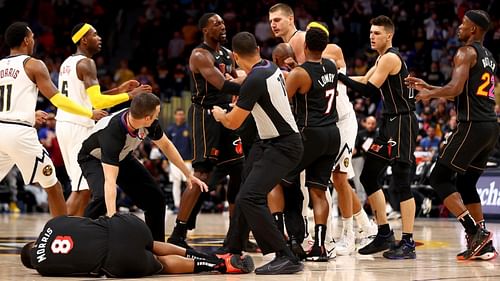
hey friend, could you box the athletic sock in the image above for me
[172,219,188,239]
[458,211,478,235]
[193,259,221,273]
[378,223,391,236]
[402,232,414,244]
[341,217,354,235]
[314,224,327,246]
[186,248,213,261]
[353,209,370,229]
[272,212,285,238]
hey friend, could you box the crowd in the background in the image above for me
[1,0,500,213]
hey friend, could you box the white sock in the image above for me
[353,209,370,229]
[342,217,354,236]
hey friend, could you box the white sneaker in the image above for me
[324,239,337,259]
[357,220,378,249]
[336,232,355,256]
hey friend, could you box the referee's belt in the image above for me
[0,119,32,127]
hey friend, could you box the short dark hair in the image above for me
[198,13,217,29]
[306,27,328,52]
[130,93,160,118]
[20,242,35,269]
[370,15,394,33]
[174,108,184,114]
[232,32,258,57]
[269,3,294,16]
[4,22,30,48]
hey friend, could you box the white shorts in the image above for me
[169,161,192,183]
[56,121,93,191]
[0,123,57,188]
[333,111,357,178]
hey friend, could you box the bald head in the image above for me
[272,43,295,69]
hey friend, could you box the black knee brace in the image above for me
[392,162,413,202]
[360,154,388,197]
[456,170,482,205]
[429,163,457,200]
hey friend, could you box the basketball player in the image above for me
[269,6,376,255]
[80,93,207,242]
[21,213,254,277]
[212,32,304,274]
[406,10,498,260]
[168,13,244,249]
[0,22,106,217]
[58,23,150,216]
[339,16,418,259]
[283,26,341,261]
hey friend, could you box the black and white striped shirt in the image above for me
[236,60,298,140]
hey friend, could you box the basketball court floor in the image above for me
[1,211,499,280]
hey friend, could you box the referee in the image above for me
[212,32,303,275]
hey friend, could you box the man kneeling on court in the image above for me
[20,213,254,277]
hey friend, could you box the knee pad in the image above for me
[360,155,387,197]
[391,162,413,202]
[429,163,457,200]
[456,171,482,205]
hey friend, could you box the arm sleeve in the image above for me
[338,73,379,98]
[236,77,262,111]
[87,85,130,109]
[49,93,93,118]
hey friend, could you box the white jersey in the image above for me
[56,54,94,127]
[0,55,38,126]
[336,67,354,121]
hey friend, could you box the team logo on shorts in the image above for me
[42,165,53,176]
[370,144,383,152]
[343,158,350,168]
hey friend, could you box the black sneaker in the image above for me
[382,239,416,259]
[457,240,498,261]
[305,245,329,262]
[358,230,395,255]
[167,236,193,250]
[288,239,307,260]
[255,255,304,275]
[462,228,492,260]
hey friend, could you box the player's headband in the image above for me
[306,22,329,37]
[72,23,93,44]
[465,10,490,31]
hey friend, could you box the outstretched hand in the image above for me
[405,76,431,91]
[128,84,153,99]
[118,80,141,92]
[34,110,48,127]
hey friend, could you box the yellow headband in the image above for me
[306,22,329,37]
[71,23,92,44]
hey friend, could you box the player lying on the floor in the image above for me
[20,214,254,277]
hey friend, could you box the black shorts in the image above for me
[284,125,340,190]
[189,104,244,172]
[367,113,418,164]
[438,121,499,173]
[102,214,163,278]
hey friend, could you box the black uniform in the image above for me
[189,43,244,171]
[360,47,418,200]
[79,109,167,241]
[225,60,303,254]
[367,47,418,164]
[30,214,162,277]
[286,58,341,190]
[438,42,499,173]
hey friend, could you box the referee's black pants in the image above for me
[226,133,303,254]
[81,155,167,242]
